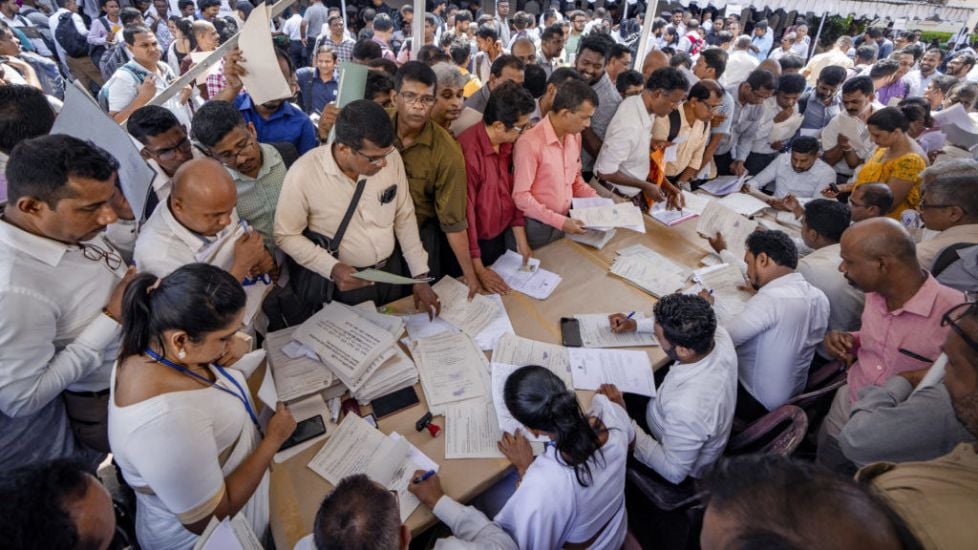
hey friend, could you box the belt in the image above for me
[64,388,111,398]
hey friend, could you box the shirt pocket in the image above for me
[362,188,397,229]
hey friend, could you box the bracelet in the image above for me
[102,307,119,324]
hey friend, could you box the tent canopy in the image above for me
[671,0,972,24]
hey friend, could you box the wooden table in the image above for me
[267,215,716,549]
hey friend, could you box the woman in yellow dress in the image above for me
[830,107,926,219]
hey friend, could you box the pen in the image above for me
[899,348,934,363]
[625,311,636,320]
[413,470,436,484]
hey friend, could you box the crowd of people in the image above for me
[2,0,978,548]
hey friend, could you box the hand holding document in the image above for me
[572,197,644,232]
[570,203,646,232]
[568,347,656,397]
[698,174,749,196]
[567,228,616,249]
[412,332,490,413]
[573,313,658,348]
[403,294,514,351]
[769,113,804,143]
[353,269,431,285]
[292,301,397,380]
[649,201,699,227]
[432,277,501,337]
[237,4,292,105]
[490,250,561,300]
[696,201,758,258]
[445,399,505,459]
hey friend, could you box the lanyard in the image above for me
[144,348,261,430]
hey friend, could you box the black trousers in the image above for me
[744,151,778,178]
[713,152,735,176]
[477,228,518,267]
[734,382,770,424]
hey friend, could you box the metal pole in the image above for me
[411,0,425,58]
[633,0,658,70]
[340,0,348,40]
[809,12,827,62]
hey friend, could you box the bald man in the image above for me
[511,37,536,67]
[642,50,669,80]
[133,158,273,280]
[849,183,894,223]
[816,218,964,472]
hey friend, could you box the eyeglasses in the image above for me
[354,146,396,165]
[506,122,530,134]
[212,139,254,163]
[148,137,192,161]
[942,300,978,355]
[80,242,124,271]
[398,91,436,107]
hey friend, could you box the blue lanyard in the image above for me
[144,348,261,430]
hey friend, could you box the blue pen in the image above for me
[625,311,636,320]
[413,470,436,484]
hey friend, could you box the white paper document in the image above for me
[490,250,561,300]
[228,349,265,379]
[718,192,770,218]
[769,113,804,143]
[412,332,490,413]
[353,269,428,285]
[292,301,396,380]
[490,362,550,442]
[568,347,656,397]
[570,203,646,232]
[403,294,514,351]
[445,399,505,459]
[237,4,293,104]
[696,263,753,321]
[567,228,617,249]
[696,201,757,258]
[681,191,712,215]
[194,221,271,325]
[491,334,574,388]
[573,313,658,348]
[572,197,643,232]
[265,328,335,402]
[698,174,748,196]
[194,514,262,550]
[650,202,699,226]
[610,253,688,298]
[432,277,501,337]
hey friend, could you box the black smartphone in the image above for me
[370,386,420,419]
[560,317,583,347]
[279,415,326,451]
[828,182,840,193]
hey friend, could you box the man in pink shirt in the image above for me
[816,218,964,472]
[512,79,599,249]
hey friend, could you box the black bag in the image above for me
[55,12,88,58]
[88,16,111,68]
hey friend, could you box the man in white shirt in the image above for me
[603,294,738,485]
[916,175,978,271]
[0,135,134,467]
[766,32,795,62]
[594,66,688,204]
[133,158,273,280]
[794,199,865,358]
[719,36,758,88]
[905,48,943,98]
[715,69,776,177]
[293,473,516,550]
[746,72,806,174]
[747,137,836,200]
[703,229,830,421]
[821,76,881,182]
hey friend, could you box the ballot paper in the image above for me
[445,399,505,459]
[696,263,753,322]
[353,269,430,285]
[349,347,419,403]
[568,348,656,397]
[837,114,868,144]
[412,332,490,413]
[769,113,805,143]
[194,514,262,550]
[265,328,336,402]
[237,4,293,104]
[190,51,222,85]
[698,174,748,196]
[775,210,803,229]
[292,301,397,381]
[490,250,561,300]
[609,245,690,298]
[491,362,550,442]
[432,277,501,337]
[649,202,699,226]
[696,200,758,258]
[718,192,770,218]
[307,414,423,521]
[571,197,644,232]
[402,293,514,351]
[491,334,574,388]
[572,313,658,348]
[570,203,646,232]
[567,228,617,249]
[681,191,712,215]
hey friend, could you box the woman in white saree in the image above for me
[108,264,296,549]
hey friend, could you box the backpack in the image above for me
[89,16,111,67]
[55,12,89,58]
[99,41,130,81]
[932,242,978,292]
[97,63,146,112]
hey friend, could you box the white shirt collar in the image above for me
[0,217,72,267]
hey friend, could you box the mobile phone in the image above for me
[279,415,326,451]
[370,386,420,419]
[560,317,583,347]
[828,182,840,193]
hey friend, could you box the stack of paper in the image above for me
[717,193,770,218]
[695,263,754,323]
[775,210,803,229]
[445,399,505,459]
[682,191,712,215]
[649,202,699,226]
[353,347,419,403]
[609,245,691,298]
[490,250,561,300]
[567,228,617,249]
[698,174,748,196]
[567,347,656,397]
[572,313,658,348]
[411,332,490,414]
[308,414,436,521]
[571,197,645,233]
[432,277,502,337]
[402,293,514,351]
[193,514,262,550]
[696,201,758,258]
[265,327,340,402]
[491,334,574,388]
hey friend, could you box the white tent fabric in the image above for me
[672,0,972,23]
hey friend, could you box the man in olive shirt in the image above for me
[273,100,440,313]
[390,61,479,298]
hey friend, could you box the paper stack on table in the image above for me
[681,191,712,215]
[649,202,699,227]
[695,263,754,323]
[432,277,503,337]
[411,331,491,414]
[696,200,758,258]
[490,250,561,300]
[567,228,617,249]
[717,192,770,218]
[570,203,646,233]
[308,413,435,521]
[609,244,691,298]
[402,294,514,351]
[572,197,645,233]
[572,313,658,348]
[265,327,340,402]
[193,513,262,550]
[698,174,748,196]
[567,347,656,397]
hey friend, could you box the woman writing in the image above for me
[495,365,634,549]
[827,107,926,219]
[108,264,295,548]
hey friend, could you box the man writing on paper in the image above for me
[594,67,688,207]
[512,79,599,249]
[743,137,836,203]
[603,294,738,485]
[274,100,440,315]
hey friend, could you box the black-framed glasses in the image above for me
[354,146,396,165]
[80,242,124,271]
[942,300,978,355]
[212,139,255,163]
[507,121,530,134]
[148,137,192,161]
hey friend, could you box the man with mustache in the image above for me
[905,47,944,97]
[797,65,846,138]
[817,218,963,471]
[821,76,882,183]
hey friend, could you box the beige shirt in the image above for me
[802,48,853,87]
[273,145,429,279]
[653,104,710,178]
[917,224,978,271]
[859,443,978,550]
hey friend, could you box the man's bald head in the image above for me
[839,218,920,293]
[845,218,917,263]
[758,58,781,76]
[511,37,536,66]
[170,158,237,237]
[642,50,669,79]
[850,183,893,222]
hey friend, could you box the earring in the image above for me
[177,349,186,359]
